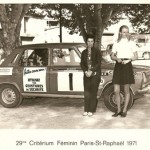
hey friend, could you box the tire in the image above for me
[0,85,22,108]
[103,85,134,112]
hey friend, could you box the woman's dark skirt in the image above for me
[112,61,135,85]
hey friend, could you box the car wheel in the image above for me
[103,85,134,112]
[0,85,22,108]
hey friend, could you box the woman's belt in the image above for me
[120,58,130,61]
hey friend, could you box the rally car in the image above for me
[0,43,150,112]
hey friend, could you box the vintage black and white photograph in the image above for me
[0,1,150,149]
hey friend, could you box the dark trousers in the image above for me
[83,73,100,112]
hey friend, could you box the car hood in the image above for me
[133,65,150,70]
[102,62,150,71]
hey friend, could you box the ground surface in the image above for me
[0,95,150,129]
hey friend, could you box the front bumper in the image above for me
[136,86,150,94]
[136,71,150,95]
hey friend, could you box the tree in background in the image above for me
[0,4,30,56]
[125,4,150,33]
[28,4,127,50]
[0,4,150,55]
[45,4,150,49]
[61,4,150,49]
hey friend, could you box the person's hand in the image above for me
[88,70,93,77]
[85,70,93,77]
[117,58,122,63]
[85,71,89,77]
[122,60,131,64]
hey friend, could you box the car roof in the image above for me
[1,43,86,66]
[18,43,86,49]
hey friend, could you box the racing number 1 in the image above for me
[69,73,73,90]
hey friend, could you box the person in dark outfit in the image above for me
[80,35,101,117]
[111,25,138,117]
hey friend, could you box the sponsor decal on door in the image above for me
[23,67,47,92]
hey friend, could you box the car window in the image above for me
[19,49,48,66]
[77,45,86,53]
[53,48,80,66]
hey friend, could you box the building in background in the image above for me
[20,15,84,45]
[20,15,60,45]
[0,14,135,47]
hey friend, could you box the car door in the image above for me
[17,48,49,93]
[49,46,84,95]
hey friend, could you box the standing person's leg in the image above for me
[112,84,122,117]
[88,75,100,114]
[83,76,91,115]
[114,84,121,112]
[122,84,130,117]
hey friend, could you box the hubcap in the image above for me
[2,88,16,104]
[109,92,125,108]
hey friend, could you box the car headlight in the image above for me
[142,71,150,88]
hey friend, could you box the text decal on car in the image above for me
[0,67,13,75]
[23,67,47,92]
[57,71,84,91]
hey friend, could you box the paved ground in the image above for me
[0,94,150,129]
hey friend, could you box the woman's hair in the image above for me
[86,34,95,43]
[117,25,131,43]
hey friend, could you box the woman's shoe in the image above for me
[121,112,127,117]
[112,111,122,117]
[88,112,93,117]
[83,112,88,116]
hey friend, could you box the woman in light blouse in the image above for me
[111,25,138,117]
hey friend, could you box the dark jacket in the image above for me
[80,47,101,74]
